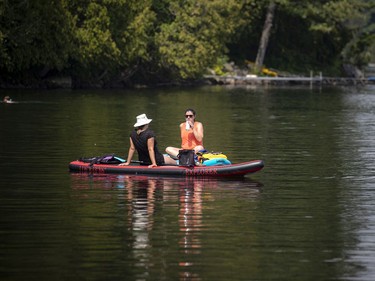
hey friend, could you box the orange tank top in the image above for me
[180,122,203,149]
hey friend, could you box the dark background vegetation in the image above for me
[0,0,374,88]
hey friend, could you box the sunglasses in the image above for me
[185,114,194,118]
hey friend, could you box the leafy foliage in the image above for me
[230,0,375,76]
[155,0,244,79]
[0,0,373,86]
[0,0,74,81]
[68,0,156,85]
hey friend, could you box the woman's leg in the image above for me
[163,154,177,165]
[165,146,180,159]
[194,145,205,153]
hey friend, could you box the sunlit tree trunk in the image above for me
[255,2,276,73]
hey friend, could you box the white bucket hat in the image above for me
[134,113,152,127]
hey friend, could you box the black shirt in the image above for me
[130,129,165,165]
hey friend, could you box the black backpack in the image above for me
[79,154,125,166]
[177,149,195,167]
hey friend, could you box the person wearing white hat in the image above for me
[121,114,176,167]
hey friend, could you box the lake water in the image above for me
[1,85,375,280]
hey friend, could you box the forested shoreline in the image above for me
[0,0,374,89]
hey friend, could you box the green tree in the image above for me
[68,0,156,86]
[230,0,374,76]
[302,0,374,74]
[0,0,373,87]
[155,0,244,80]
[0,0,74,82]
[69,1,121,85]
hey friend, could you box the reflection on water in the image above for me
[70,174,261,280]
[125,176,155,280]
[178,182,202,281]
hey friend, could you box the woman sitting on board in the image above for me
[166,108,205,159]
[120,114,176,168]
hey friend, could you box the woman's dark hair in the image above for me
[185,108,196,116]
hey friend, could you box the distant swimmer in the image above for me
[2,96,16,103]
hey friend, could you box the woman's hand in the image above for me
[187,120,194,128]
[148,163,157,168]
[119,162,130,166]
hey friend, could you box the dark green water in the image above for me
[1,85,375,280]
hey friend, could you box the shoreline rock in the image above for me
[204,75,371,86]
